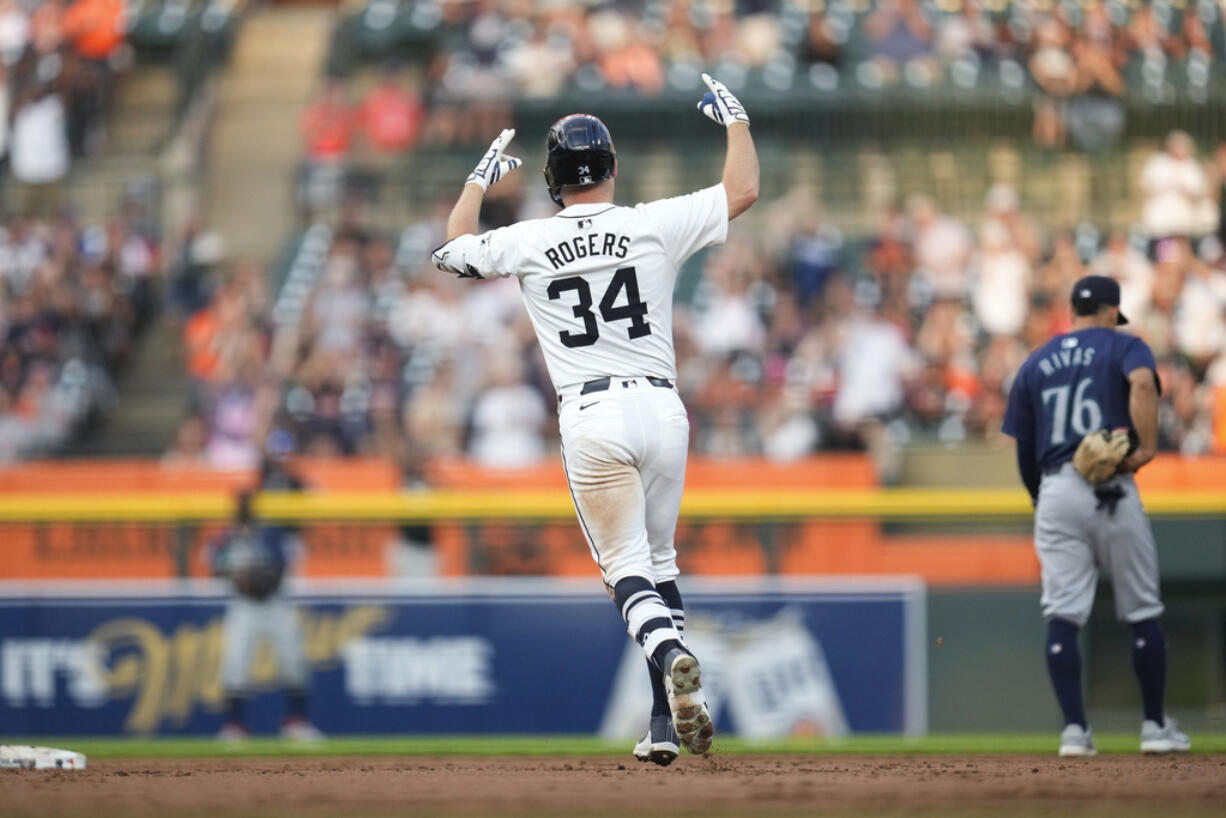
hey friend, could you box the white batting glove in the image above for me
[467,129,522,191]
[697,73,749,127]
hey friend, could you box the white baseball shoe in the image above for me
[216,723,250,743]
[1058,724,1098,757]
[633,713,680,767]
[1140,718,1190,754]
[663,650,714,756]
[280,717,325,743]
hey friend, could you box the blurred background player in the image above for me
[211,474,322,742]
[1002,275,1189,757]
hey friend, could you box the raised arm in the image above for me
[697,73,759,220]
[445,129,522,241]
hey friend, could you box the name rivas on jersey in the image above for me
[544,232,631,271]
[1038,344,1097,377]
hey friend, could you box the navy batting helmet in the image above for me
[543,114,616,207]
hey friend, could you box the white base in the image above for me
[0,745,87,770]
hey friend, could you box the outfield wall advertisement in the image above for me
[0,579,925,737]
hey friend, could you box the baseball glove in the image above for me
[233,563,282,600]
[1073,428,1132,484]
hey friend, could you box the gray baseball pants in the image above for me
[1034,462,1164,627]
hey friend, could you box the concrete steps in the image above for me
[205,7,334,264]
[79,8,335,456]
[72,315,192,457]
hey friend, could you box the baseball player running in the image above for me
[1003,275,1189,757]
[433,75,757,763]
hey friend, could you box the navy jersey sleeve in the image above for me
[1001,364,1034,441]
[1002,364,1040,501]
[1119,335,1160,393]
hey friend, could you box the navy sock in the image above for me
[1046,619,1087,729]
[287,690,309,721]
[650,581,686,717]
[225,695,245,726]
[611,576,684,674]
[1130,618,1167,726]
[656,581,685,632]
[646,658,669,717]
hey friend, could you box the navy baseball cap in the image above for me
[1071,275,1128,325]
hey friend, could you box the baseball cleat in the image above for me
[280,718,325,743]
[1057,724,1098,757]
[663,650,714,756]
[633,714,680,767]
[216,723,250,743]
[1140,718,1190,754]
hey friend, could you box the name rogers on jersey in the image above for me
[543,232,631,270]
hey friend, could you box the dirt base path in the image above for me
[7,754,1226,817]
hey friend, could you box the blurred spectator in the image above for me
[1090,231,1153,326]
[0,207,157,462]
[866,0,934,81]
[301,81,354,162]
[971,220,1030,338]
[61,0,124,154]
[761,382,819,462]
[1030,17,1076,148]
[0,0,29,66]
[592,10,664,95]
[829,275,916,433]
[1140,131,1213,241]
[691,241,766,358]
[800,11,841,67]
[1172,248,1226,371]
[467,350,546,468]
[983,185,1043,267]
[909,195,972,301]
[10,76,70,217]
[299,82,354,215]
[358,65,424,155]
[1034,231,1085,303]
[504,22,575,98]
[1064,32,1124,152]
[162,414,209,468]
[1215,142,1226,248]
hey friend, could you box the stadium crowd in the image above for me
[312,0,1226,157]
[171,128,1226,473]
[387,0,1225,143]
[0,0,129,210]
[0,205,159,461]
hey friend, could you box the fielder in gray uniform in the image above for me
[212,490,322,742]
[1003,275,1189,757]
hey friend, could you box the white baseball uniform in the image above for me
[433,183,729,587]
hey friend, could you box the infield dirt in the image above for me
[6,754,1226,817]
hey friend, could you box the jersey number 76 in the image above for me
[547,267,652,348]
[1041,377,1103,445]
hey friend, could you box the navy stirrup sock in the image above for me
[1046,619,1087,729]
[648,580,686,716]
[611,576,685,673]
[1130,618,1167,726]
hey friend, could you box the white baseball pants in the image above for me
[558,378,689,589]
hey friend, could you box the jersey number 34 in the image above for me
[547,267,652,348]
[1042,377,1103,445]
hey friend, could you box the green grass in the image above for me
[11,732,1226,759]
